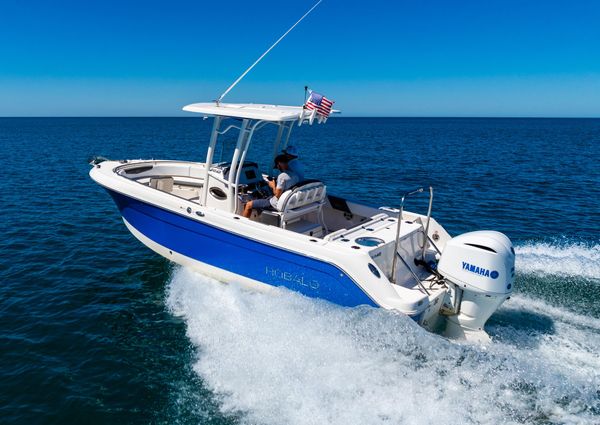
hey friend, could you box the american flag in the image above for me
[305,91,334,118]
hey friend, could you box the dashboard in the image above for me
[212,161,270,197]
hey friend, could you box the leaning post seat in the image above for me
[276,179,326,212]
[266,180,327,234]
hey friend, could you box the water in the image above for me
[0,117,599,424]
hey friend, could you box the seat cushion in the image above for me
[276,181,326,212]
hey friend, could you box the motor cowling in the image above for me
[437,231,515,341]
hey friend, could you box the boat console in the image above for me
[213,161,265,191]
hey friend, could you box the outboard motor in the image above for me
[437,231,515,342]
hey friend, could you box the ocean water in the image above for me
[0,117,599,424]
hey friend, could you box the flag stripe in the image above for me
[304,91,334,118]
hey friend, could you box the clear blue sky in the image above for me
[1,0,599,117]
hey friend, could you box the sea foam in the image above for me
[166,267,600,425]
[515,241,600,280]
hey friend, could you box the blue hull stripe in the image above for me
[108,190,378,308]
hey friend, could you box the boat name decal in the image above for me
[461,262,499,279]
[265,266,320,290]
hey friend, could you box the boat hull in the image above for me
[107,189,380,309]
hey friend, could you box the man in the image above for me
[243,154,299,218]
[283,145,305,181]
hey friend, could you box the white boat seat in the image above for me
[171,187,201,200]
[263,180,327,230]
[150,176,174,193]
[285,219,323,237]
[277,180,326,210]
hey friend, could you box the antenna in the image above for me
[216,0,322,104]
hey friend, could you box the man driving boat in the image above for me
[242,154,299,218]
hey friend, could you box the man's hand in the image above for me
[268,179,276,191]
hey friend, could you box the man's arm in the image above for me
[267,179,284,198]
[272,173,289,199]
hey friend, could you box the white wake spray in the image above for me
[166,267,600,425]
[515,241,600,280]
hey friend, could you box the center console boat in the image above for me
[90,102,515,342]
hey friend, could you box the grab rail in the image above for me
[390,186,434,284]
[426,234,442,255]
[421,186,434,260]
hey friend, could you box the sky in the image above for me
[0,0,599,117]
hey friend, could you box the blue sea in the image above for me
[1,117,599,424]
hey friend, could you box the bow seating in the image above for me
[263,180,327,235]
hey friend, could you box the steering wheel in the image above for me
[252,180,272,199]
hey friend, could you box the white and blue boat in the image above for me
[90,101,515,342]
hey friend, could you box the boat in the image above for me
[89,101,515,342]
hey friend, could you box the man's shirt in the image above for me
[269,171,300,208]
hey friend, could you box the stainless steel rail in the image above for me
[421,186,434,260]
[390,186,434,284]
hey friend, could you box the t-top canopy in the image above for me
[183,102,337,123]
[183,102,308,122]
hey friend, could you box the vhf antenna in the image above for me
[216,0,322,105]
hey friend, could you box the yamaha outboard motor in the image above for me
[437,231,515,342]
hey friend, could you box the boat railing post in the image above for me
[283,121,294,148]
[234,120,262,212]
[201,116,222,206]
[426,234,442,255]
[269,123,286,178]
[391,187,424,283]
[228,119,250,212]
[421,186,433,260]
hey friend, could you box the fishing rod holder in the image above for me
[390,186,434,290]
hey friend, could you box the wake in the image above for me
[166,267,600,425]
[515,241,600,280]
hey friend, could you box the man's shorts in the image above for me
[252,197,275,211]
